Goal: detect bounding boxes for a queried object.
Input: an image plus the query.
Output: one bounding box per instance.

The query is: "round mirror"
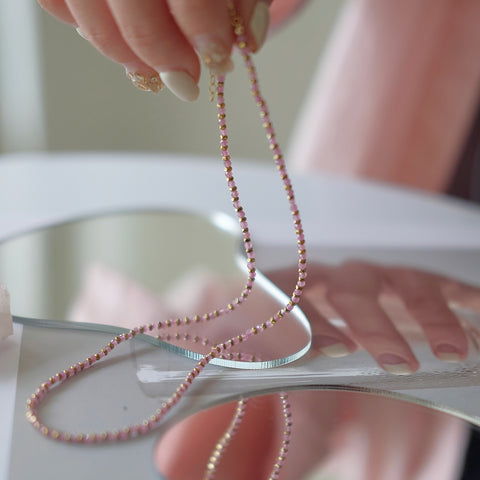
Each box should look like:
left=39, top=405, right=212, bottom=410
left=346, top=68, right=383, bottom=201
left=154, top=388, right=479, bottom=480
left=0, top=210, right=311, bottom=368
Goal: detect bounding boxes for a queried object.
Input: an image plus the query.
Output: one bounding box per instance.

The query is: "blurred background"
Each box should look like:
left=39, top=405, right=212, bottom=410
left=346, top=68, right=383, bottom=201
left=0, top=1, right=344, bottom=160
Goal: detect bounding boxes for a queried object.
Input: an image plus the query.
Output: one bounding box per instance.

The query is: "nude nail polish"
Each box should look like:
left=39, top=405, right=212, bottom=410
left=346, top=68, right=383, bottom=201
left=321, top=343, right=351, bottom=358
left=250, top=1, right=270, bottom=51
left=378, top=353, right=414, bottom=376
left=76, top=27, right=87, bottom=40
left=435, top=344, right=462, bottom=362
left=313, top=335, right=351, bottom=358
left=194, top=37, right=234, bottom=76
left=158, top=71, right=199, bottom=102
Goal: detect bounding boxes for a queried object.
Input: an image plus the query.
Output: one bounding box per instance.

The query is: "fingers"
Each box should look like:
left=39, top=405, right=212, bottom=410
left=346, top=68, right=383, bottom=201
left=66, top=0, right=165, bottom=94
left=266, top=267, right=357, bottom=358
left=39, top=0, right=272, bottom=100
left=38, top=0, right=76, bottom=25
left=386, top=268, right=469, bottom=362
left=325, top=262, right=419, bottom=375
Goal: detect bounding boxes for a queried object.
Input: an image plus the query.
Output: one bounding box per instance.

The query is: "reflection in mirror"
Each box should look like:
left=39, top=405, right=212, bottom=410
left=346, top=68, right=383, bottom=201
left=155, top=389, right=478, bottom=480
left=0, top=211, right=239, bottom=321
left=0, top=211, right=311, bottom=368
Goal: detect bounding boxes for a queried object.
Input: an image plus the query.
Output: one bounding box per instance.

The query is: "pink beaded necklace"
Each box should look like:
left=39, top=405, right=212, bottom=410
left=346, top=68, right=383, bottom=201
left=26, top=10, right=305, bottom=480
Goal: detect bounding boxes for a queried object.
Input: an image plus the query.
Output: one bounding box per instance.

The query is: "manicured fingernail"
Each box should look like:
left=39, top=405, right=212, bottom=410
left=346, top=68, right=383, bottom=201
left=378, top=353, right=414, bottom=376
left=194, top=37, right=234, bottom=75
left=313, top=335, right=351, bottom=358
left=250, top=1, right=270, bottom=52
left=125, top=69, right=164, bottom=93
left=76, top=27, right=87, bottom=40
left=435, top=344, right=463, bottom=362
left=158, top=71, right=199, bottom=102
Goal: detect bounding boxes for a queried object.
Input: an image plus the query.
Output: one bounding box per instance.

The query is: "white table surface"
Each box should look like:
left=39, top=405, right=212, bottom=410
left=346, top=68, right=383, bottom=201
left=1, top=152, right=480, bottom=479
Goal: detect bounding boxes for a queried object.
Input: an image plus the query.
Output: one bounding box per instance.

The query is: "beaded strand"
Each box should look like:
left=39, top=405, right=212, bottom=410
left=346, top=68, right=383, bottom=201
left=203, top=392, right=292, bottom=480
left=204, top=399, right=248, bottom=480
left=25, top=12, right=306, bottom=465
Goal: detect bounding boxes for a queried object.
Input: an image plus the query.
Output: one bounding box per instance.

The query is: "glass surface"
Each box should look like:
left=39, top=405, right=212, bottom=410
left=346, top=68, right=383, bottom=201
left=1, top=211, right=312, bottom=368
left=156, top=389, right=475, bottom=480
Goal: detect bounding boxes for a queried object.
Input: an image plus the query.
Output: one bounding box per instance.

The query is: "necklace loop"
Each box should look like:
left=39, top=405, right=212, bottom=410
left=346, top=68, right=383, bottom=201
left=26, top=10, right=307, bottom=478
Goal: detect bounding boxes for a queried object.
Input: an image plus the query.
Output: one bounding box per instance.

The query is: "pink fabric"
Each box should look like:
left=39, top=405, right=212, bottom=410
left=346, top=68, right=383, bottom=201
left=289, top=0, right=480, bottom=191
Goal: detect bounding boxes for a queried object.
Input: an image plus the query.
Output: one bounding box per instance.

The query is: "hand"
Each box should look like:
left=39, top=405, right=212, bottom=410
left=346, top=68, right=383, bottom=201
left=37, top=0, right=272, bottom=100
left=268, top=260, right=480, bottom=375
left=154, top=390, right=466, bottom=480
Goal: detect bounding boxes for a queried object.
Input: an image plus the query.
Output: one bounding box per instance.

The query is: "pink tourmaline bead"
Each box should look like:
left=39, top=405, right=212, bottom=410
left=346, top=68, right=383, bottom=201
left=147, top=420, right=156, bottom=430
left=139, top=424, right=149, bottom=434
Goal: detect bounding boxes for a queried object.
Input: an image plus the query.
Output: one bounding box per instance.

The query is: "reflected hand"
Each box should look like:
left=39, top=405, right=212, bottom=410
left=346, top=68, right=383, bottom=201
left=154, top=390, right=467, bottom=480
left=268, top=260, right=480, bottom=374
